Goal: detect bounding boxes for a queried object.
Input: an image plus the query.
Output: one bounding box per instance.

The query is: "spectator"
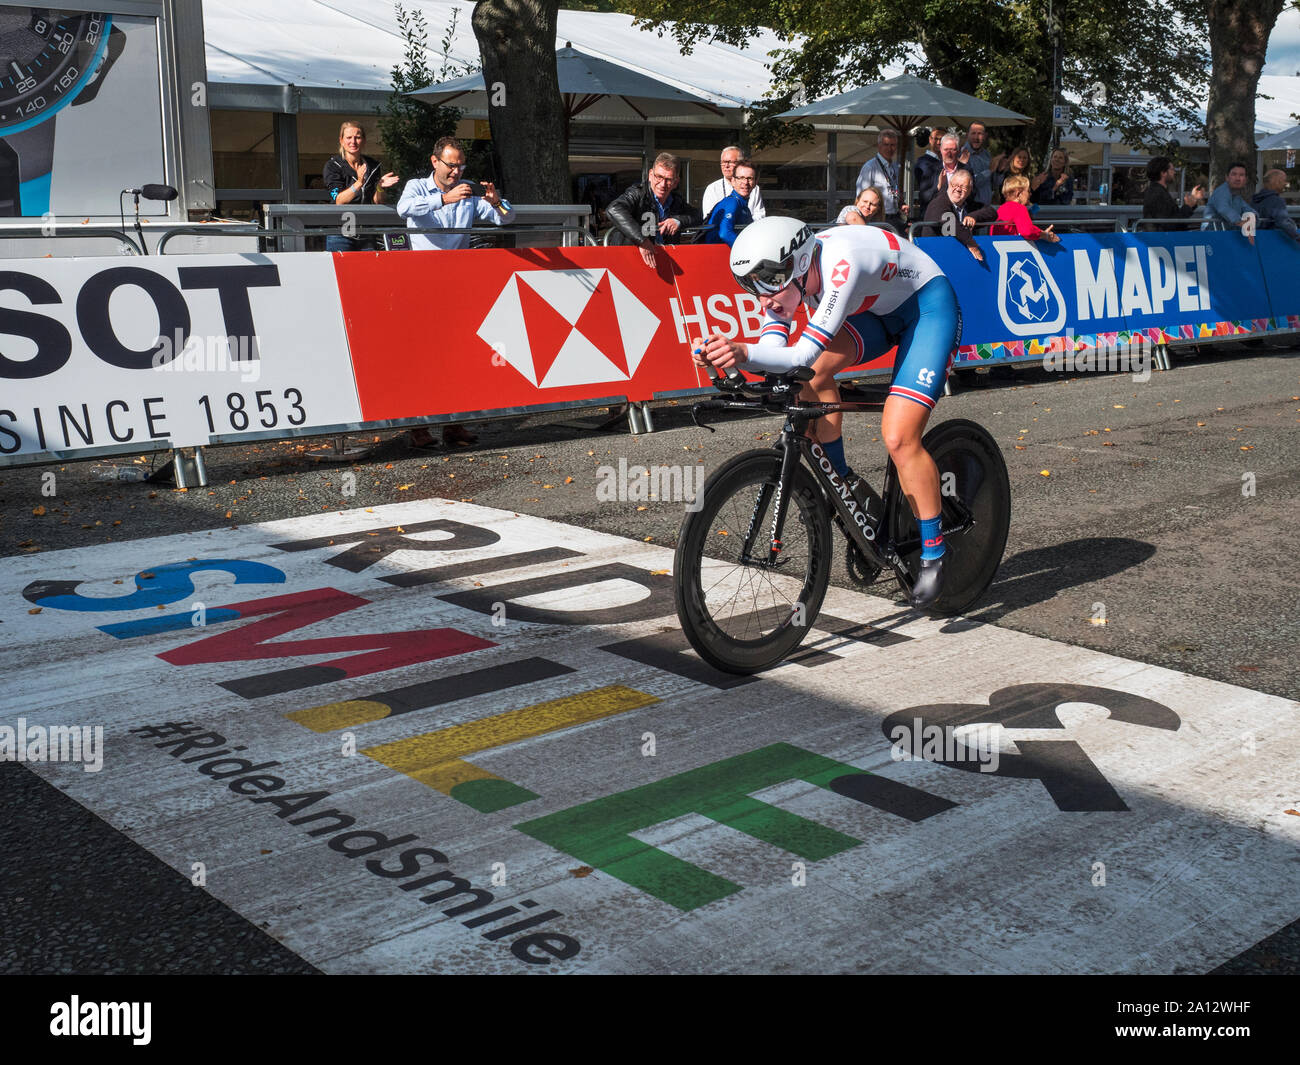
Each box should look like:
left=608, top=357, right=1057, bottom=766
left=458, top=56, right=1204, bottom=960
left=924, top=169, right=997, bottom=262
left=917, top=133, right=972, bottom=215
left=1142, top=156, right=1206, bottom=231
left=960, top=122, right=992, bottom=204
left=991, top=175, right=1060, bottom=241
left=701, top=160, right=755, bottom=245
left=396, top=136, right=514, bottom=252
left=1203, top=162, right=1258, bottom=240
left=322, top=121, right=399, bottom=251
left=606, top=152, right=702, bottom=267
left=701, top=145, right=766, bottom=221
left=1031, top=148, right=1075, bottom=205
left=913, top=128, right=944, bottom=214
left=399, top=137, right=514, bottom=450
left=837, top=187, right=885, bottom=226
left=855, top=129, right=908, bottom=230
left=990, top=146, right=1032, bottom=204
left=1251, top=169, right=1299, bottom=240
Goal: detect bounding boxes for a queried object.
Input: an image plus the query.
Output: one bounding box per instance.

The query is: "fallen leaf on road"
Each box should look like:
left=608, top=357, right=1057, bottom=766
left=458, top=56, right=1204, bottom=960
left=397, top=484, right=414, bottom=490
left=650, top=569, right=669, bottom=576
left=1040, top=470, right=1050, bottom=476
left=27, top=608, right=40, bottom=615
left=1014, top=445, right=1026, bottom=450
left=1113, top=404, right=1125, bottom=409
left=32, top=506, right=45, bottom=516
left=564, top=476, right=574, bottom=484
left=570, top=866, right=594, bottom=878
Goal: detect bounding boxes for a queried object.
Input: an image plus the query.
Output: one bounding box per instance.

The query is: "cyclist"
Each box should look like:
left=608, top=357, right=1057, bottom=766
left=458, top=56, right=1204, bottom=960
left=692, top=216, right=961, bottom=607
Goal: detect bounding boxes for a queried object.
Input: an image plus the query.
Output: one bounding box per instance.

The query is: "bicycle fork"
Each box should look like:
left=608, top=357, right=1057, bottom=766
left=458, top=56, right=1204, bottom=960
left=738, top=435, right=802, bottom=566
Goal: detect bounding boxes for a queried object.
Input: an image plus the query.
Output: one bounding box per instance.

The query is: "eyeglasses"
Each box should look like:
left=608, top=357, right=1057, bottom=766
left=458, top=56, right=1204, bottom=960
left=437, top=158, right=467, bottom=171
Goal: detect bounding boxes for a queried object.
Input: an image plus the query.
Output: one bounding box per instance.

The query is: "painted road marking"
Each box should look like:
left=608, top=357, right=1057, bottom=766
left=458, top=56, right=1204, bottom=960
left=1, top=498, right=1297, bottom=974
left=360, top=684, right=660, bottom=813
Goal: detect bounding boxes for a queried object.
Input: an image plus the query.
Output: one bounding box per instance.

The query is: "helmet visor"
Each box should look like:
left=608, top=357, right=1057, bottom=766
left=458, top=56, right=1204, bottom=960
left=734, top=257, right=797, bottom=296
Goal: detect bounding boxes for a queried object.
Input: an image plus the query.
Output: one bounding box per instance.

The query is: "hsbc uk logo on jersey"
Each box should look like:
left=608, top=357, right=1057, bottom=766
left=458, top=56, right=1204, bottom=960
left=830, top=259, right=851, bottom=287
left=478, top=269, right=660, bottom=388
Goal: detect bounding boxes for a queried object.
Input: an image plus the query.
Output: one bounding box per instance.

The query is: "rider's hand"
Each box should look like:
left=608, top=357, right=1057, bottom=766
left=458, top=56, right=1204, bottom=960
left=691, top=332, right=747, bottom=372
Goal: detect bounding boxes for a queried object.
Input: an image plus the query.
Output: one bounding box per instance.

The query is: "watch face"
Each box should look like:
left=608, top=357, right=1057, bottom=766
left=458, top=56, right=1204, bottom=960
left=0, top=10, right=111, bottom=133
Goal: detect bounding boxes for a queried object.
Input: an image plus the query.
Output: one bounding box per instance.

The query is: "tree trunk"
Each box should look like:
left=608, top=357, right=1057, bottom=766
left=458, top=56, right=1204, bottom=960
left=472, top=0, right=569, bottom=204
left=1205, top=0, right=1284, bottom=188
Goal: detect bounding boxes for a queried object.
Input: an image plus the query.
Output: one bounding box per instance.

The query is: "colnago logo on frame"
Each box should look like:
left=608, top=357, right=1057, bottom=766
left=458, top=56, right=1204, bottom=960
left=478, top=269, right=660, bottom=389
left=995, top=240, right=1068, bottom=335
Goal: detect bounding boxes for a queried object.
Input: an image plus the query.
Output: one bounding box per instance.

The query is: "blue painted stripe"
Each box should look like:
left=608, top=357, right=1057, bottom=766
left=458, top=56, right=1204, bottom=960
left=99, top=607, right=243, bottom=640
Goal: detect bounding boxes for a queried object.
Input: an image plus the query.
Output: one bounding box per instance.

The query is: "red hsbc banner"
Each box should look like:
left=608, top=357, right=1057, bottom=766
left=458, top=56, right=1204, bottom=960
left=333, top=246, right=896, bottom=421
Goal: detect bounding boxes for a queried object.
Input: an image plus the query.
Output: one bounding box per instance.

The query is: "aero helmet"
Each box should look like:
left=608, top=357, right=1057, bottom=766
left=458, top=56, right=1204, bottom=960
left=729, top=216, right=818, bottom=296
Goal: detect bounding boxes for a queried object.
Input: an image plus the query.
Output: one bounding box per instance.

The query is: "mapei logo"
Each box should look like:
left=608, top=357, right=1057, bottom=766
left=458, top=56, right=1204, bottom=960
left=830, top=259, right=850, bottom=287
left=478, top=269, right=659, bottom=388
left=880, top=262, right=898, bottom=282
left=994, top=241, right=1067, bottom=336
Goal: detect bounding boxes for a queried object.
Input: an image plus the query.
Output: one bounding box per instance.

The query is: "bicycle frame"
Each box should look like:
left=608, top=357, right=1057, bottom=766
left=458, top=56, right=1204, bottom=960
left=697, top=379, right=976, bottom=591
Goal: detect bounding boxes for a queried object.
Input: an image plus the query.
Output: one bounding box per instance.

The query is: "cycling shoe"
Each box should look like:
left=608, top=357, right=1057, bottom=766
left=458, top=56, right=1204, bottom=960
left=909, top=552, right=946, bottom=609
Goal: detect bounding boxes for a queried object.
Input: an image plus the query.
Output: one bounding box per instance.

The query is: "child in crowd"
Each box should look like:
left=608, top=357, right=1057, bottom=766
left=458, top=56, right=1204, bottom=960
left=991, top=175, right=1060, bottom=241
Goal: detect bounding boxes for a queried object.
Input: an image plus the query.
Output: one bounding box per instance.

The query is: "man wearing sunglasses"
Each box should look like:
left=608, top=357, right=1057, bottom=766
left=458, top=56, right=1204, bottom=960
left=397, top=137, right=514, bottom=250
left=693, top=216, right=961, bottom=607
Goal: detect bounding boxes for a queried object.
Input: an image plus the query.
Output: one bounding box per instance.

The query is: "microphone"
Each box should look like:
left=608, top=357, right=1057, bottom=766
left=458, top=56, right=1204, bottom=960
left=143, top=184, right=178, bottom=201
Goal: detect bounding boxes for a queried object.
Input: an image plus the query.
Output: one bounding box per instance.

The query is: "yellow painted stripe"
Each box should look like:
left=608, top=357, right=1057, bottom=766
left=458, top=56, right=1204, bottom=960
left=287, top=699, right=391, bottom=733
left=362, top=684, right=659, bottom=795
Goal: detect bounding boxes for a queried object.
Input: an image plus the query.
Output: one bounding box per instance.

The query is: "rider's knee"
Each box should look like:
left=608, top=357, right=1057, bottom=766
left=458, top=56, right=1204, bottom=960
left=882, top=426, right=921, bottom=458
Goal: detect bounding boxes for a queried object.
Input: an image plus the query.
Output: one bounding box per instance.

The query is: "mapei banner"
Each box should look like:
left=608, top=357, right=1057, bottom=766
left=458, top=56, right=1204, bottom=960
left=918, top=230, right=1298, bottom=365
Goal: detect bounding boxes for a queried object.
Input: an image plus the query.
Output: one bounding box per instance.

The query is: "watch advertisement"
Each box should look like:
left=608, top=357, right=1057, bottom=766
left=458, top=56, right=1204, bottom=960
left=0, top=7, right=165, bottom=218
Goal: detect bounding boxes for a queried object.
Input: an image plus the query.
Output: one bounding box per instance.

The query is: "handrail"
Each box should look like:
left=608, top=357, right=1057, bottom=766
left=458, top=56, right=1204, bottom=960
left=158, top=221, right=598, bottom=252
left=0, top=226, right=143, bottom=254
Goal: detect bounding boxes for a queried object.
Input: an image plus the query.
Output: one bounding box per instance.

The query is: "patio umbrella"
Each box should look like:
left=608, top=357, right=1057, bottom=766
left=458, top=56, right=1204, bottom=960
left=1258, top=124, right=1300, bottom=151
left=410, top=44, right=738, bottom=125
left=779, top=73, right=1031, bottom=206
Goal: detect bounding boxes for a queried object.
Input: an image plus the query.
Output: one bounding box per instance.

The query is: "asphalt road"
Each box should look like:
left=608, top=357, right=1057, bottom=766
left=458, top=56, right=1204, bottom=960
left=1, top=342, right=1297, bottom=974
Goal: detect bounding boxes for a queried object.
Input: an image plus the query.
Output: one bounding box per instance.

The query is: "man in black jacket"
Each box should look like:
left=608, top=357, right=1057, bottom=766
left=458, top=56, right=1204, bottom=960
left=1142, top=156, right=1206, bottom=231
left=606, top=153, right=702, bottom=267
left=922, top=170, right=997, bottom=261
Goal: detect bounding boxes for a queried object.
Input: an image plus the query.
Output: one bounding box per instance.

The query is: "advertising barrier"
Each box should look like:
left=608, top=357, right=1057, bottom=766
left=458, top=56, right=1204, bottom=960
left=1, top=228, right=1296, bottom=468
left=922, top=230, right=1297, bottom=366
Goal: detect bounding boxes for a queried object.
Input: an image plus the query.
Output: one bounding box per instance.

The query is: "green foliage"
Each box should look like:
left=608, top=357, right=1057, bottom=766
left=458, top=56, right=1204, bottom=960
left=616, top=0, right=1210, bottom=157
left=377, top=4, right=478, bottom=188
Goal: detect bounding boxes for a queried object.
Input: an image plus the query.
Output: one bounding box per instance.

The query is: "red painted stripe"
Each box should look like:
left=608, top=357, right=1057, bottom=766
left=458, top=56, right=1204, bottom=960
left=882, top=229, right=900, bottom=251
left=853, top=294, right=880, bottom=314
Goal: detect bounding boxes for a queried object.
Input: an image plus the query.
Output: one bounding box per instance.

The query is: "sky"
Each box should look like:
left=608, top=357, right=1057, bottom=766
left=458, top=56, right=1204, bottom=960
left=1265, top=4, right=1300, bottom=76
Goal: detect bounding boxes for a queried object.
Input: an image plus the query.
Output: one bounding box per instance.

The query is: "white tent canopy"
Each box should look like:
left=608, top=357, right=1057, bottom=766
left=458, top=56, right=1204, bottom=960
left=203, top=0, right=787, bottom=116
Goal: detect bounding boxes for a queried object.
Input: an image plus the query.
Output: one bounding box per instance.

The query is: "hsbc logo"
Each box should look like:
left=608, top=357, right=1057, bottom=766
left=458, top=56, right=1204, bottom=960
left=830, top=259, right=850, bottom=288
left=478, top=269, right=659, bottom=388
left=880, top=262, right=898, bottom=282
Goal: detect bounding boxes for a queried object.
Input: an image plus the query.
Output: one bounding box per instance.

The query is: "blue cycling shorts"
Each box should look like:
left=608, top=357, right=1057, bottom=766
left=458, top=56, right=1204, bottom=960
left=840, top=276, right=962, bottom=410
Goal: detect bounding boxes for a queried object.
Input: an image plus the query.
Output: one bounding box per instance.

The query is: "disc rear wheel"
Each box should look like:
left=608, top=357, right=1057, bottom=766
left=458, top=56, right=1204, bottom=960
left=887, top=419, right=1011, bottom=616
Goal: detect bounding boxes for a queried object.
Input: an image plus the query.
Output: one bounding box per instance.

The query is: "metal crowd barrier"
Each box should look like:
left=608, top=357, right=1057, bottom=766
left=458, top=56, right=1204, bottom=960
left=0, top=226, right=144, bottom=255
left=265, top=203, right=595, bottom=251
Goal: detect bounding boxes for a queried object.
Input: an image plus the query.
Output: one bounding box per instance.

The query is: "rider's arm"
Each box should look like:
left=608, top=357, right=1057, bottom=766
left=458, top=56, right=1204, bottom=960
left=743, top=262, right=864, bottom=372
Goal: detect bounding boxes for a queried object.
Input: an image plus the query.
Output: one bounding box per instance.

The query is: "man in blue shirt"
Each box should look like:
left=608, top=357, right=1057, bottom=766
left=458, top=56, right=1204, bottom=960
left=1202, top=162, right=1257, bottom=238
left=397, top=137, right=514, bottom=250
left=702, top=160, right=756, bottom=245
